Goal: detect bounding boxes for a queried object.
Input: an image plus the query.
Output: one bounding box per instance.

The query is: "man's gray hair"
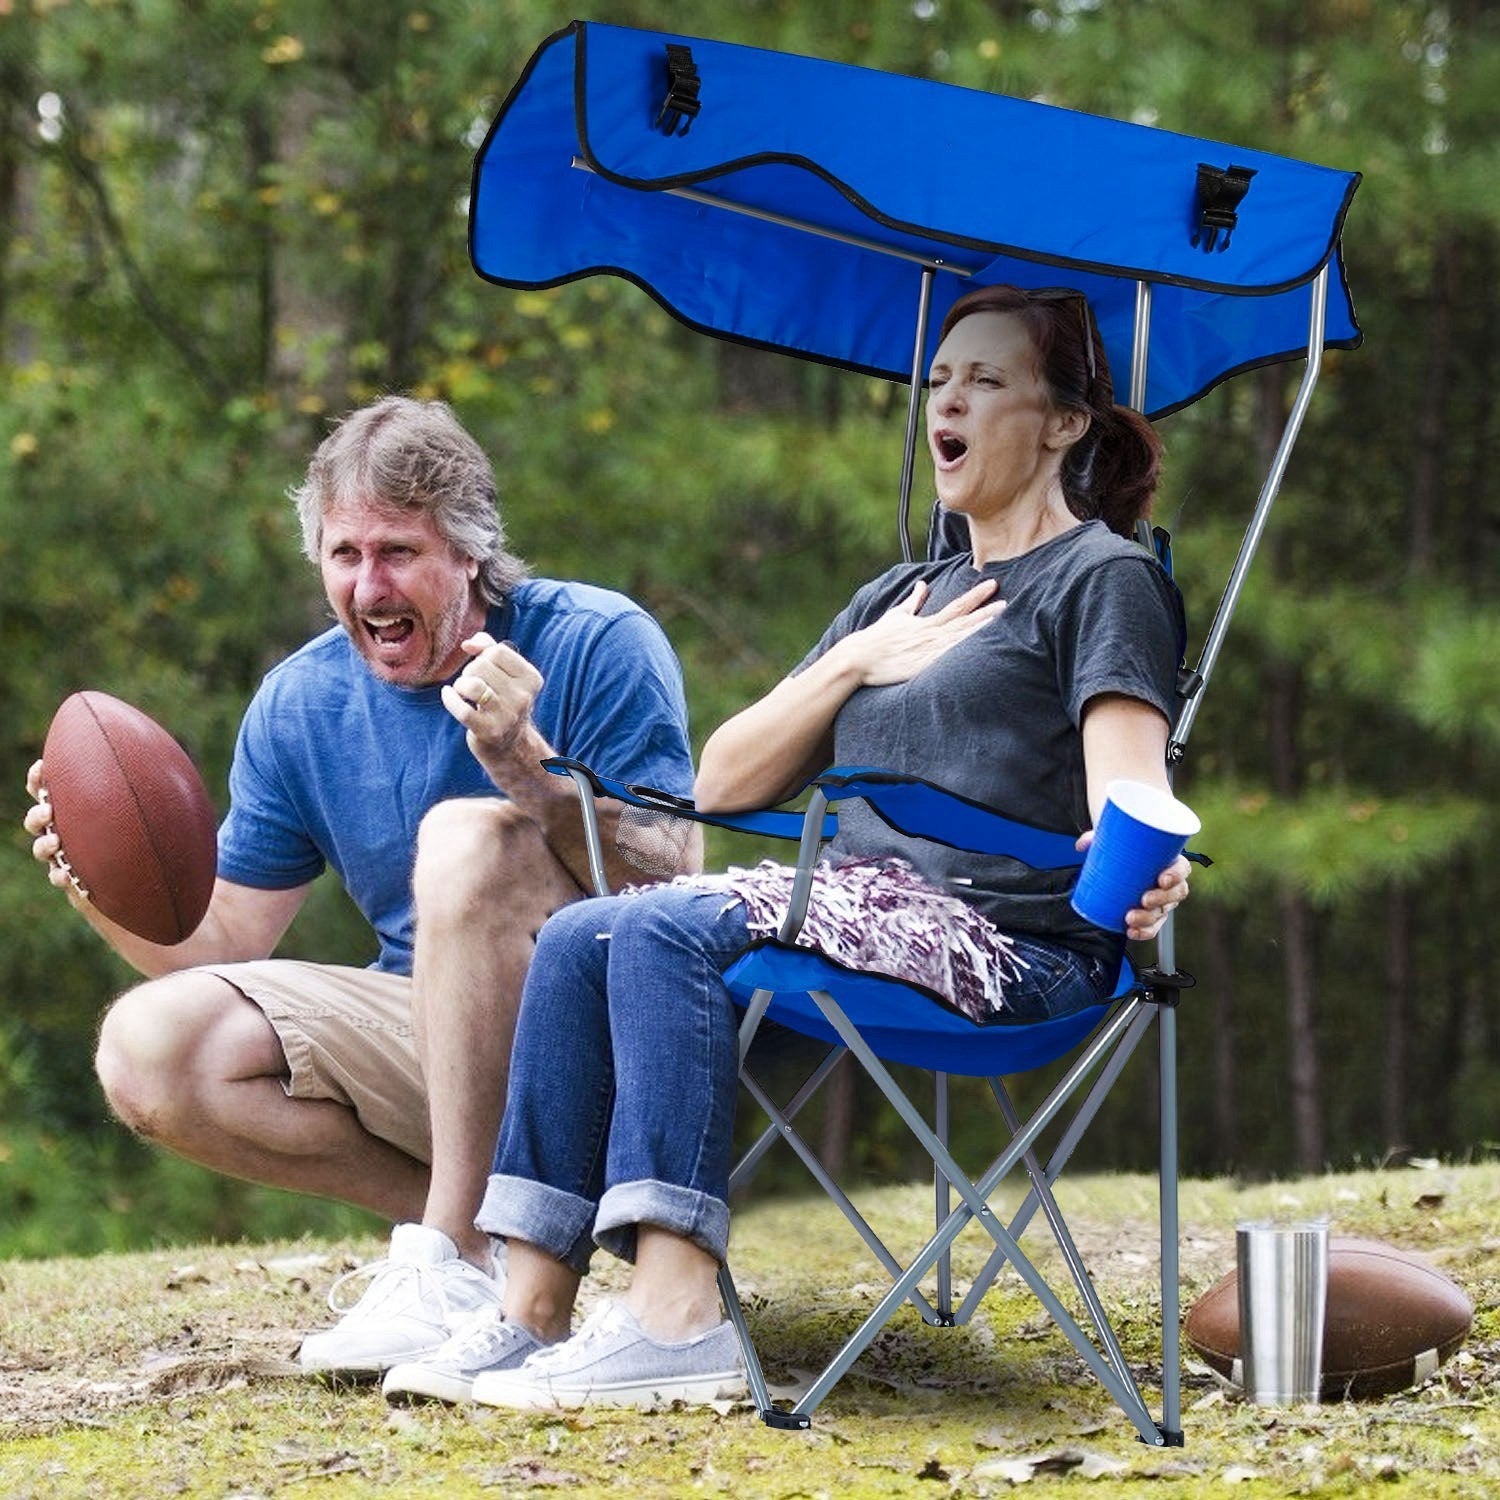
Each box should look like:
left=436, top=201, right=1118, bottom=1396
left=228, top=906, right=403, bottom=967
left=291, top=396, right=528, bottom=604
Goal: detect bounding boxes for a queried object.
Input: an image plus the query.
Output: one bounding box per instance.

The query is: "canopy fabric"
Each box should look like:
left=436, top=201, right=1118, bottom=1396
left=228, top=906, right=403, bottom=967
left=470, top=20, right=1361, bottom=418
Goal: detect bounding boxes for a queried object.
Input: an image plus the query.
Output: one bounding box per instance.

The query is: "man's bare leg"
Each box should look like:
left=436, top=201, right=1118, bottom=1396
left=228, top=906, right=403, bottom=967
left=95, top=973, right=429, bottom=1218
left=408, top=798, right=580, bottom=1270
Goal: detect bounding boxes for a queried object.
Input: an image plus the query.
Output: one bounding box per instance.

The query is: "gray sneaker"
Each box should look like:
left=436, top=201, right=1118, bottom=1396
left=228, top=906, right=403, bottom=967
left=297, top=1224, right=504, bottom=1376
left=382, top=1313, right=544, bottom=1405
left=470, top=1301, right=746, bottom=1411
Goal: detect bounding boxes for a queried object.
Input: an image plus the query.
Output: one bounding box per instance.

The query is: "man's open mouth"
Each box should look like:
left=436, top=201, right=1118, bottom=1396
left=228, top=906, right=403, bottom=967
left=362, top=614, right=415, bottom=647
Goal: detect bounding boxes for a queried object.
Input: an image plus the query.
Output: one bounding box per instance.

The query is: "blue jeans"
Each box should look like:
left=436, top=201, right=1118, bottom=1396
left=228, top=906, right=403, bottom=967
left=479, top=887, right=750, bottom=1272
left=477, top=884, right=1113, bottom=1273
left=1001, top=933, right=1118, bottom=1023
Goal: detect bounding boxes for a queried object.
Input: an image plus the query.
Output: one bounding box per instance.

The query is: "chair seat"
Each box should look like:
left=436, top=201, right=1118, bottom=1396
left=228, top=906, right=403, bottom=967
left=724, top=939, right=1135, bottom=1075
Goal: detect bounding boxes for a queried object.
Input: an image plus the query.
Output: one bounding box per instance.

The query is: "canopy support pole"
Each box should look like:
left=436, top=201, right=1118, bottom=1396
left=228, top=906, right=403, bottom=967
left=570, top=157, right=981, bottom=276
left=1170, top=265, right=1329, bottom=757
left=1129, top=280, right=1154, bottom=553
left=898, top=266, right=936, bottom=562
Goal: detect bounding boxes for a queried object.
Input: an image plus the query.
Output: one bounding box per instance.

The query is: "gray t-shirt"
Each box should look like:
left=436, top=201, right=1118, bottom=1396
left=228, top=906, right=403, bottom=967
left=798, top=520, right=1183, bottom=963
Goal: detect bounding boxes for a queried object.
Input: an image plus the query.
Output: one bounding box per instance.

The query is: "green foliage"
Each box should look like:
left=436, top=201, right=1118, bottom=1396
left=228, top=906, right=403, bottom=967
left=0, top=1120, right=379, bottom=1259
left=1, top=0, right=1498, bottom=1246
left=1187, top=783, right=1488, bottom=904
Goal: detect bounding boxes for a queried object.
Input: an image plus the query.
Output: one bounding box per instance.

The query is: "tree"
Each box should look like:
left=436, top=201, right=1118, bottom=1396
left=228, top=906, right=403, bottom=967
left=2, top=0, right=1499, bottom=1252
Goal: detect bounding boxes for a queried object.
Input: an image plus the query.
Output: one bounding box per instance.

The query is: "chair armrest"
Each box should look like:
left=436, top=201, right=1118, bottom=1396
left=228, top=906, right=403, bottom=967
left=542, top=757, right=838, bottom=842
left=810, top=766, right=1086, bottom=870
left=811, top=767, right=1209, bottom=870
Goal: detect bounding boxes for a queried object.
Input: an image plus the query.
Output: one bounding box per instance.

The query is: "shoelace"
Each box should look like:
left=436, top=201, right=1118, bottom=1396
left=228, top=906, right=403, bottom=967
left=522, top=1303, right=633, bottom=1372
left=445, top=1315, right=529, bottom=1366
left=326, top=1257, right=452, bottom=1318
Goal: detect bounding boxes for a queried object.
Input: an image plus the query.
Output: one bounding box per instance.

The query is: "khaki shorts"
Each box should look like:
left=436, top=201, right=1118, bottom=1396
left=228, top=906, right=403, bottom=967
left=199, top=960, right=431, bottom=1164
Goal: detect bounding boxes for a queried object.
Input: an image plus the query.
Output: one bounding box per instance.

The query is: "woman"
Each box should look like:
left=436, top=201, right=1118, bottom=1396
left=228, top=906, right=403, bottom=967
left=380, top=285, right=1193, bottom=1411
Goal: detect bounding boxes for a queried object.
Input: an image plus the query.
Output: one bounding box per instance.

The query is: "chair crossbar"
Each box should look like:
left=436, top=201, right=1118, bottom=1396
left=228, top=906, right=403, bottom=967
left=814, top=1172, right=1160, bottom=1440
left=988, top=1077, right=1139, bottom=1395
left=956, top=1006, right=1155, bottom=1322
left=770, top=988, right=1163, bottom=1442
left=736, top=1064, right=943, bottom=1325
left=732, top=984, right=1164, bottom=1440
left=729, top=1045, right=847, bottom=1192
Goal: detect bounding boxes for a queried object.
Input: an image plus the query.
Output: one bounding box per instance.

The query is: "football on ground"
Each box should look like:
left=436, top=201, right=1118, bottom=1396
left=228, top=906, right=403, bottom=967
left=1184, top=1235, right=1473, bottom=1400
left=42, top=691, right=217, bottom=946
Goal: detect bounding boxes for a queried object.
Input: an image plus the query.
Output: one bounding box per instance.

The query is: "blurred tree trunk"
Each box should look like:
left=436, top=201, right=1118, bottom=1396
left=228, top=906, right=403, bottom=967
left=1260, top=360, right=1325, bottom=1174
left=716, top=341, right=802, bottom=414
left=1380, top=234, right=1459, bottom=1154
left=268, top=85, right=348, bottom=406
left=1383, top=884, right=1411, bottom=1151
left=818, top=1055, right=856, bottom=1176
left=0, top=14, right=36, bottom=358
left=243, top=102, right=277, bottom=390
left=1201, top=904, right=1239, bottom=1166
left=1408, top=238, right=1458, bottom=576
left=1275, top=843, right=1325, bottom=1171
left=1462, top=233, right=1499, bottom=593
left=0, top=91, right=18, bottom=347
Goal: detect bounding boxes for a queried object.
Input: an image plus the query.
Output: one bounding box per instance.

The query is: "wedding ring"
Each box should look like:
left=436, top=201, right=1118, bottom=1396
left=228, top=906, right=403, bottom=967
left=473, top=682, right=496, bottom=708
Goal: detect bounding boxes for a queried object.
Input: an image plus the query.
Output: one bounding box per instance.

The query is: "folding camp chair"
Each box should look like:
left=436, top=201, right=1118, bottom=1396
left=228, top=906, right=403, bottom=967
left=470, top=21, right=1362, bottom=1443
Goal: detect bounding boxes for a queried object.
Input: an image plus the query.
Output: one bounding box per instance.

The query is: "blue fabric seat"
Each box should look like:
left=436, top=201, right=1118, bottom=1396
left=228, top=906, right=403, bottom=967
left=722, top=940, right=1126, bottom=1075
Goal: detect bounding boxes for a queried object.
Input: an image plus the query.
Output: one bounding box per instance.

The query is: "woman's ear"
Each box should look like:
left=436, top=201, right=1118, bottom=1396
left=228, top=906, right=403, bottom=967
left=1045, top=406, right=1091, bottom=451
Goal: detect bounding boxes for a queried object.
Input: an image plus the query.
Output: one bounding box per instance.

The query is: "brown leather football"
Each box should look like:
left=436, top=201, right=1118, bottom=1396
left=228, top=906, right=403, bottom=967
left=42, top=691, right=217, bottom=945
left=1184, top=1235, right=1473, bottom=1400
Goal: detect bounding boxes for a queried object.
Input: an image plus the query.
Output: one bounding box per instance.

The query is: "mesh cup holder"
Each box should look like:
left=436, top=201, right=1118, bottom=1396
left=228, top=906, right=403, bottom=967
left=616, top=802, right=694, bottom=879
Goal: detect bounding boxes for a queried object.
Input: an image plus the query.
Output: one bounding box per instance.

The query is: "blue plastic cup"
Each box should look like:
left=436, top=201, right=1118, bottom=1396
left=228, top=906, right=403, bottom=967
left=1070, top=779, right=1200, bottom=933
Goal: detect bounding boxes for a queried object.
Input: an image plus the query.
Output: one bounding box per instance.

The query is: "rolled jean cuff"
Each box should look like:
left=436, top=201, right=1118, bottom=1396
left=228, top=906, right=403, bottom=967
left=594, top=1179, right=730, bottom=1266
left=476, top=1173, right=596, bottom=1276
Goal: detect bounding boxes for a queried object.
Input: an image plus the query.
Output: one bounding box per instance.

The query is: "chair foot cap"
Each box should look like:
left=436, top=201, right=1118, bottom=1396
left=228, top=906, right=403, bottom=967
left=1141, top=1425, right=1184, bottom=1448
left=761, top=1408, right=812, bottom=1430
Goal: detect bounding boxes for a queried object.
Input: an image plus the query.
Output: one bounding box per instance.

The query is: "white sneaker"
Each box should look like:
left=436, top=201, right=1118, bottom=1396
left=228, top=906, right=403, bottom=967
left=471, top=1301, right=745, bottom=1411
left=298, top=1224, right=504, bottom=1376
left=383, top=1313, right=544, bottom=1405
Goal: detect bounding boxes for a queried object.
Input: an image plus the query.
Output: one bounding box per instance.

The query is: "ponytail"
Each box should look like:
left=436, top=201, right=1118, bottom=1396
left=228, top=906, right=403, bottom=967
left=1062, top=403, right=1162, bottom=537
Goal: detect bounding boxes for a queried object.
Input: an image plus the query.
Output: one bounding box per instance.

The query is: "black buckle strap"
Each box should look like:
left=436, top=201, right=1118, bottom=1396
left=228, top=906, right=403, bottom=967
left=1137, top=967, right=1197, bottom=1007
left=655, top=43, right=701, bottom=137
left=1191, top=163, right=1256, bottom=253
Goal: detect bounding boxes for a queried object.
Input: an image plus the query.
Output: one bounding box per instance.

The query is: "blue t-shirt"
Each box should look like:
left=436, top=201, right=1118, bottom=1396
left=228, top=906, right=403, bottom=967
left=218, top=578, right=693, bottom=973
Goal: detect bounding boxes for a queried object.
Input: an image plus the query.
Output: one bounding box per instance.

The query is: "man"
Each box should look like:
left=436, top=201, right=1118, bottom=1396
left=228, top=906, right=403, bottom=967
left=23, top=396, right=698, bottom=1375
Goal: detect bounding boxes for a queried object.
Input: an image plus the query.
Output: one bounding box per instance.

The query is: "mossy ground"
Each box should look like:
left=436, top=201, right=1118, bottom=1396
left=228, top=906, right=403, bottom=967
left=1, top=1163, right=1495, bottom=1498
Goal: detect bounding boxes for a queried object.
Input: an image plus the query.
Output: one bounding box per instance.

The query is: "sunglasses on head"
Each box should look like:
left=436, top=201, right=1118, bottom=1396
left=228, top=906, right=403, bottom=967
left=1022, top=286, right=1098, bottom=385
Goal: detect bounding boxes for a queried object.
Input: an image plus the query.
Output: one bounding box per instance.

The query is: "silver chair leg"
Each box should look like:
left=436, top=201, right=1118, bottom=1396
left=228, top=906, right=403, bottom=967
left=935, top=1071, right=953, bottom=1322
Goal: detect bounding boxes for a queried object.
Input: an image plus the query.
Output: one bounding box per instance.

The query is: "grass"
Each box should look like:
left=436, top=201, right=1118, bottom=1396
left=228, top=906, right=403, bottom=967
left=0, top=1163, right=1495, bottom=1498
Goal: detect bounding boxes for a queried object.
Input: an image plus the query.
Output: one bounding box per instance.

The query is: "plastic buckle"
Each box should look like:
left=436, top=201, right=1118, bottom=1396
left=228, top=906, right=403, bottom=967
left=1174, top=666, right=1204, bottom=706
left=1138, top=967, right=1196, bottom=1008
left=1191, top=163, right=1256, bottom=252
left=655, top=43, right=702, bottom=137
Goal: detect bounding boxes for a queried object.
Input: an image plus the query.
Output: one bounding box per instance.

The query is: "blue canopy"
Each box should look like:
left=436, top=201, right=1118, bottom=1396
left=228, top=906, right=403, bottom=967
left=470, top=21, right=1361, bottom=419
